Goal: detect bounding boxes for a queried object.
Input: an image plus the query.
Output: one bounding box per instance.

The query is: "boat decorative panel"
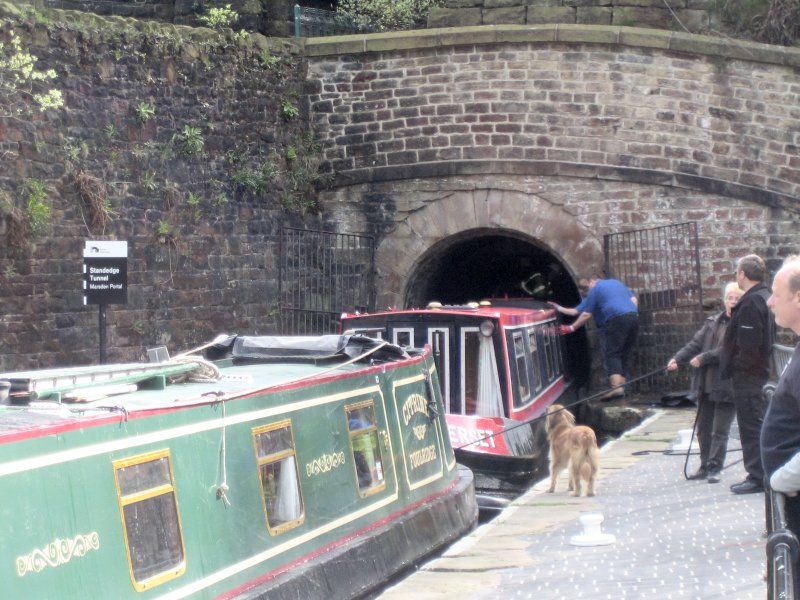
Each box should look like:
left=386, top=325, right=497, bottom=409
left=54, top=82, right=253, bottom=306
left=305, top=451, right=346, bottom=477
left=16, top=532, right=100, bottom=577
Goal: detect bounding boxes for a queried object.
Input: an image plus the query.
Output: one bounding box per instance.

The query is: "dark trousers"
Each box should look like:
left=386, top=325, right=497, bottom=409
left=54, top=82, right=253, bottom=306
left=732, top=378, right=768, bottom=483
left=601, top=312, right=639, bottom=377
left=695, top=394, right=736, bottom=474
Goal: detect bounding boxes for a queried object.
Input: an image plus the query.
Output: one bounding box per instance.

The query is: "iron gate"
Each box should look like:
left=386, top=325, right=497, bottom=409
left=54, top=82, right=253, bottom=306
left=279, top=227, right=375, bottom=335
left=604, top=222, right=703, bottom=393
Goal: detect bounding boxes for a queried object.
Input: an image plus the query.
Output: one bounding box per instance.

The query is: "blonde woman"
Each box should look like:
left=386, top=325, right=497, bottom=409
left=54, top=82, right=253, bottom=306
left=667, top=282, right=743, bottom=483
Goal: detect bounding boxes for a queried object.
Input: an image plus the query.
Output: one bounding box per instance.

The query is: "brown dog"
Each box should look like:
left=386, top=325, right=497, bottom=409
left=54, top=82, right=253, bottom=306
left=545, top=404, right=599, bottom=497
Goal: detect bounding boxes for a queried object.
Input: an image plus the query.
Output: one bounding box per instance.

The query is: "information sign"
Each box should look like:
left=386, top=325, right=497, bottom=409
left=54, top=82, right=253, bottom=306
left=83, top=240, right=128, bottom=305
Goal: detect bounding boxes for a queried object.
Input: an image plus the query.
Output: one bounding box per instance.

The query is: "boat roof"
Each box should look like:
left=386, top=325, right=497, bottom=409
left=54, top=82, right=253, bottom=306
left=342, top=302, right=556, bottom=326
left=0, top=334, right=418, bottom=443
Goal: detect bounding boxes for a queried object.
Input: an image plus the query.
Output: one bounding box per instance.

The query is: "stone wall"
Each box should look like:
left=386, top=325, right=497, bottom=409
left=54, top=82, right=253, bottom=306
left=0, top=3, right=318, bottom=370
left=429, top=0, right=714, bottom=32
left=38, top=0, right=296, bottom=36
left=306, top=26, right=800, bottom=305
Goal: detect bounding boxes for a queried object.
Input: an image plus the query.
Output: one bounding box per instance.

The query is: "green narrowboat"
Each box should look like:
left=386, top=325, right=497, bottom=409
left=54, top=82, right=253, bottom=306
left=0, top=334, right=477, bottom=599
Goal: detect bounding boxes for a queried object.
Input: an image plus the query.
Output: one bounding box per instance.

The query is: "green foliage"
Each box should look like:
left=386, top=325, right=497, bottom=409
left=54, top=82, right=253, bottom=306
left=135, top=101, right=155, bottom=124
left=709, top=0, right=798, bottom=44
left=3, top=264, right=17, bottom=279
left=17, top=178, right=51, bottom=236
left=260, top=50, right=282, bottom=69
left=173, top=125, right=204, bottom=156
left=281, top=101, right=300, bottom=120
left=232, top=161, right=279, bottom=193
left=186, top=192, right=202, bottom=219
left=0, top=30, right=64, bottom=117
left=198, top=4, right=239, bottom=29
left=104, top=124, right=117, bottom=139
left=337, top=0, right=444, bottom=31
left=277, top=134, right=332, bottom=214
left=131, top=320, right=146, bottom=335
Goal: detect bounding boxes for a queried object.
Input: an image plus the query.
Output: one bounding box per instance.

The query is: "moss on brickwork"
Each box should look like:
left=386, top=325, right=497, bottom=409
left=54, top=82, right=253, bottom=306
left=0, top=2, right=326, bottom=370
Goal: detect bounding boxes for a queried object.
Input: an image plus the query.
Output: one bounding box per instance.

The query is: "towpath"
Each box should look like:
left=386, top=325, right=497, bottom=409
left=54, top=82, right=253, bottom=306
left=380, top=407, right=766, bottom=599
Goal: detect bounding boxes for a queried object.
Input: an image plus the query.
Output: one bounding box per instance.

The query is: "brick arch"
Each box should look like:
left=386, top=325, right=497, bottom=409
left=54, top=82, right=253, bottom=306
left=372, top=186, right=602, bottom=309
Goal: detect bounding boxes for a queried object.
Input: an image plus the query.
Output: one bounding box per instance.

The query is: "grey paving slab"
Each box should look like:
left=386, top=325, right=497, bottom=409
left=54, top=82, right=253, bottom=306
left=380, top=408, right=766, bottom=599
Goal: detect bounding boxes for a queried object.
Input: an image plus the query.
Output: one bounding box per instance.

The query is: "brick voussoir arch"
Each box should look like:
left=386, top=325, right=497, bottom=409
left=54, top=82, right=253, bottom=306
left=334, top=161, right=800, bottom=215
left=372, top=185, right=603, bottom=309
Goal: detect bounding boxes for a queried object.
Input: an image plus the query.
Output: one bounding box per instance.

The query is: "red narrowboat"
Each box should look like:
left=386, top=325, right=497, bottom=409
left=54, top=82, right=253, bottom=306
left=341, top=301, right=575, bottom=495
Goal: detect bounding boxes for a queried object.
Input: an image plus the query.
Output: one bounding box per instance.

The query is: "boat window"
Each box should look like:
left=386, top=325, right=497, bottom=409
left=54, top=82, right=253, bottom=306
left=428, top=328, right=451, bottom=412
left=528, top=329, right=542, bottom=393
left=393, top=328, right=414, bottom=348
left=113, top=450, right=186, bottom=592
left=252, top=420, right=305, bottom=535
left=542, top=327, right=554, bottom=381
left=551, top=324, right=562, bottom=375
left=513, top=331, right=531, bottom=403
left=346, top=401, right=386, bottom=496
left=463, top=328, right=504, bottom=417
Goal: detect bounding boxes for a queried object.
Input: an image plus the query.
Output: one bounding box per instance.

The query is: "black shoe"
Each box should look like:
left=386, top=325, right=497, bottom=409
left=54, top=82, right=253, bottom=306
left=687, top=469, right=708, bottom=480
left=707, top=472, right=721, bottom=484
left=730, top=480, right=763, bottom=494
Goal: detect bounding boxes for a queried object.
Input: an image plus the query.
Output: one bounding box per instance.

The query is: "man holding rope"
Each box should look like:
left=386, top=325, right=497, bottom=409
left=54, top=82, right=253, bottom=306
left=720, top=254, right=776, bottom=495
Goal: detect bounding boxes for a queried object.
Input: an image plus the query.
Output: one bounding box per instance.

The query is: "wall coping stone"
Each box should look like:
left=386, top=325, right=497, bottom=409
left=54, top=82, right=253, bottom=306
left=303, top=23, right=800, bottom=68
left=331, top=160, right=800, bottom=215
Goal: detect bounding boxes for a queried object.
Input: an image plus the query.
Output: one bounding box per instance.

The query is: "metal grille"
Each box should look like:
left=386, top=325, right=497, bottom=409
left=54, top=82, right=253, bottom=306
left=279, top=227, right=375, bottom=335
left=293, top=5, right=373, bottom=37
left=604, top=222, right=703, bottom=392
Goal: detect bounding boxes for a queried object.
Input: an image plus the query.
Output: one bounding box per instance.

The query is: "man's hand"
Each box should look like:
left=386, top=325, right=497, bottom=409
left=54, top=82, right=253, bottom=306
left=548, top=301, right=564, bottom=313
left=690, top=356, right=701, bottom=368
left=558, top=324, right=574, bottom=335
left=666, top=358, right=678, bottom=372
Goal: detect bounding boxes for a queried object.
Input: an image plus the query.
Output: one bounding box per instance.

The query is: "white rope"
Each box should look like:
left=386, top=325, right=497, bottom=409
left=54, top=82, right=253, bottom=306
left=216, top=400, right=231, bottom=507
left=167, top=356, right=222, bottom=383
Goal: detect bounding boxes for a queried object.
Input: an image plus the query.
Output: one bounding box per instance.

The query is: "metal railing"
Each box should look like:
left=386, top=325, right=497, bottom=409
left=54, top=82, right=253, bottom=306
left=767, top=486, right=799, bottom=599
left=293, top=4, right=373, bottom=38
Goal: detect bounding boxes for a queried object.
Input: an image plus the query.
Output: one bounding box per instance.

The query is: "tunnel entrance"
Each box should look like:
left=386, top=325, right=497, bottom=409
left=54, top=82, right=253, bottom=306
left=404, top=228, right=591, bottom=388
left=404, top=229, right=580, bottom=308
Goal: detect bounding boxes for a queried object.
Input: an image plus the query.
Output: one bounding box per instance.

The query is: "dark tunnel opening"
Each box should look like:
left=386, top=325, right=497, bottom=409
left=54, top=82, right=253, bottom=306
left=404, top=230, right=592, bottom=389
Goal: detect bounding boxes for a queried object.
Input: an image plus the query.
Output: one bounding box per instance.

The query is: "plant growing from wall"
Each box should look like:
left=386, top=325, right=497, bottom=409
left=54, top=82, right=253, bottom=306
left=280, top=101, right=300, bottom=120
left=337, top=0, right=444, bottom=32
left=173, top=125, right=204, bottom=156
left=277, top=134, right=333, bottom=214
left=18, top=178, right=51, bottom=236
left=135, top=101, right=155, bottom=124
left=0, top=30, right=63, bottom=118
left=74, top=171, right=114, bottom=233
left=198, top=4, right=239, bottom=29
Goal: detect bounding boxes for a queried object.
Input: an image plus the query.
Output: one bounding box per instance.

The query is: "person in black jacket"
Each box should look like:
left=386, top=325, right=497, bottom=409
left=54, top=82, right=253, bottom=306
left=762, top=256, right=800, bottom=572
left=667, top=282, right=742, bottom=483
left=720, top=254, right=776, bottom=495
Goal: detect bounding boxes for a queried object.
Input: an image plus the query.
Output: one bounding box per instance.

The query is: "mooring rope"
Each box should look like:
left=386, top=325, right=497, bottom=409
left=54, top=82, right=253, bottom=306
left=453, top=365, right=670, bottom=451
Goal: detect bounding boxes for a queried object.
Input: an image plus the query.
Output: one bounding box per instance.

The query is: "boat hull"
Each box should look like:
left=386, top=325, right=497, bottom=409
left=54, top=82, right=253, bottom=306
left=447, top=414, right=548, bottom=494
left=230, top=466, right=476, bottom=600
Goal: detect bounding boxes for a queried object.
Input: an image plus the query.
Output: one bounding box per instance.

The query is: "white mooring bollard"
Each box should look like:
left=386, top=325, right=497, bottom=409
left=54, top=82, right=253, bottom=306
left=569, top=513, right=616, bottom=547
left=668, top=428, right=700, bottom=454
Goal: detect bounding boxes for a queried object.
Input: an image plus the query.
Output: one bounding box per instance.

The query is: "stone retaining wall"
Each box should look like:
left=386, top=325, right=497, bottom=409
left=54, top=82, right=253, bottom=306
left=429, top=0, right=714, bottom=32
left=0, top=3, right=316, bottom=371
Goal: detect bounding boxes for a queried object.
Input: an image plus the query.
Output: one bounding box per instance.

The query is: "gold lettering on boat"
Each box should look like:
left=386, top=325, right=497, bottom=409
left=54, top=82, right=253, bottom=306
left=305, top=451, right=346, bottom=477
left=412, top=424, right=428, bottom=440
left=408, top=444, right=437, bottom=469
left=402, top=393, right=429, bottom=426
left=16, top=532, right=100, bottom=577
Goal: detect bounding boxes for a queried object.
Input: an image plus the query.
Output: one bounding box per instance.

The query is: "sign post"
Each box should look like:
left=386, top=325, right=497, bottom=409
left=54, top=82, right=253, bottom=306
left=83, top=241, right=128, bottom=364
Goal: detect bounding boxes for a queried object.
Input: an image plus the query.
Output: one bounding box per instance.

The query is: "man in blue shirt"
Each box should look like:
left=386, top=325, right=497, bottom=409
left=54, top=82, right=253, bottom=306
left=550, top=275, right=639, bottom=399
